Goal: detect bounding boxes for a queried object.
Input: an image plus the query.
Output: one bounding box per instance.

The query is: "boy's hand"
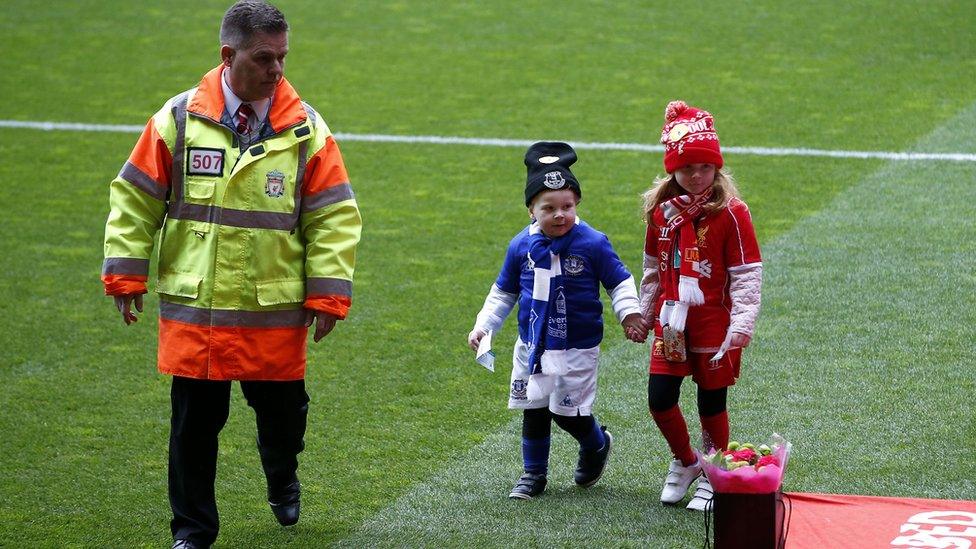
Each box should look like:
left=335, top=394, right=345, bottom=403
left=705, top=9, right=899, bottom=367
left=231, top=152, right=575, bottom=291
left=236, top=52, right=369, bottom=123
left=622, top=313, right=649, bottom=343
left=468, top=328, right=487, bottom=351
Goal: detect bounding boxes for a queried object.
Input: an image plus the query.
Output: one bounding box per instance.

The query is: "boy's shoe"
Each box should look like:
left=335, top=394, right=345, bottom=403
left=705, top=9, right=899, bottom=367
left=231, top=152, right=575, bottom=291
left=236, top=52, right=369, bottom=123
left=509, top=472, right=547, bottom=499
left=574, top=427, right=613, bottom=487
left=660, top=458, right=702, bottom=504
left=686, top=475, right=713, bottom=511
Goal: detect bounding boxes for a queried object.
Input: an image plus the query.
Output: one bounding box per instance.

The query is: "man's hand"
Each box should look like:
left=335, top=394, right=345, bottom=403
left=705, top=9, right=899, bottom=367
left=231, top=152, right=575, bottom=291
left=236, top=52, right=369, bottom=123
left=305, top=309, right=338, bottom=342
left=622, top=313, right=650, bottom=343
left=113, top=293, right=143, bottom=325
left=467, top=328, right=487, bottom=352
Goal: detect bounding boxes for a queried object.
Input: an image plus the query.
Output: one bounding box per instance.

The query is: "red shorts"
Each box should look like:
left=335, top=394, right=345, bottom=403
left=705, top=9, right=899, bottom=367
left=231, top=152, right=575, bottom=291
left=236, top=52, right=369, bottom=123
left=649, top=337, right=741, bottom=390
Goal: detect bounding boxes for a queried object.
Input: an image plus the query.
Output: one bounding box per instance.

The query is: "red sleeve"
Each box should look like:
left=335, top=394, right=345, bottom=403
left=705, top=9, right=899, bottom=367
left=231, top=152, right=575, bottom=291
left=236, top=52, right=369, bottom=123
left=645, top=209, right=665, bottom=256
left=644, top=223, right=655, bottom=256
left=723, top=199, right=762, bottom=268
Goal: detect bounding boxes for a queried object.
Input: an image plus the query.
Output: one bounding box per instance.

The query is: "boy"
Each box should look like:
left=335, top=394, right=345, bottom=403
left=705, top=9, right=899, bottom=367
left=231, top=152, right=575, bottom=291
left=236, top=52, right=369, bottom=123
left=468, top=141, right=649, bottom=499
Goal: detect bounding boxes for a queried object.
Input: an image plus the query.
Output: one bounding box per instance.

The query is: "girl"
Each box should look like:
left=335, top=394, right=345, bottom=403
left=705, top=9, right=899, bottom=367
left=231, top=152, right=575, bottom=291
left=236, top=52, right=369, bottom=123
left=639, top=100, right=762, bottom=511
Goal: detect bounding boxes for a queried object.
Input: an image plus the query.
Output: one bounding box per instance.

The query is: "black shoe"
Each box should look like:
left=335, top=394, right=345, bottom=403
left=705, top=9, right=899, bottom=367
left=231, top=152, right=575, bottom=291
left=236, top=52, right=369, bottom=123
left=268, top=480, right=301, bottom=526
left=574, top=427, right=613, bottom=487
left=172, top=540, right=201, bottom=549
left=508, top=472, right=547, bottom=500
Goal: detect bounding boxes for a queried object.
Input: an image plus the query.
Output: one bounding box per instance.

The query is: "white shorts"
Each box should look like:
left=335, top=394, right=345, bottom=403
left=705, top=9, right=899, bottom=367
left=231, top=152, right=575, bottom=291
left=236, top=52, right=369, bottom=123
left=508, top=337, right=601, bottom=416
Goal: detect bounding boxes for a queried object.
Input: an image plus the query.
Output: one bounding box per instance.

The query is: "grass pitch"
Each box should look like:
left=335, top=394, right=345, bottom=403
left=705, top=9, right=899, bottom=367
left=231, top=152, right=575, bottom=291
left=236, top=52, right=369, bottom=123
left=0, top=1, right=974, bottom=547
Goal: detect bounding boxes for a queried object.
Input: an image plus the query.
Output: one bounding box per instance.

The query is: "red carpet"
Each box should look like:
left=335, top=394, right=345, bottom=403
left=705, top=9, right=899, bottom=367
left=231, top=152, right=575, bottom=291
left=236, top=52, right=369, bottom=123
left=784, top=492, right=976, bottom=548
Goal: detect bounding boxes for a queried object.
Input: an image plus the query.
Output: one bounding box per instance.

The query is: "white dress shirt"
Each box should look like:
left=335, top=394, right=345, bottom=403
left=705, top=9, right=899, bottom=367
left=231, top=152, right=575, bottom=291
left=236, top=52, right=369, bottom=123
left=221, top=68, right=271, bottom=133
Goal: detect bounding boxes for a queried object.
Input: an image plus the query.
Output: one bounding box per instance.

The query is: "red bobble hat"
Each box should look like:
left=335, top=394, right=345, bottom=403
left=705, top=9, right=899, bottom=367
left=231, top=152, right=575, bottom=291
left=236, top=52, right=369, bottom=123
left=660, top=100, right=723, bottom=173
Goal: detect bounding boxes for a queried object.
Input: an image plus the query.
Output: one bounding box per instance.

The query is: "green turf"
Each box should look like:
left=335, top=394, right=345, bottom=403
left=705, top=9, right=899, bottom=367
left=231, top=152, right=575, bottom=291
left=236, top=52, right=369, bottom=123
left=0, top=1, right=974, bottom=547
left=335, top=98, right=976, bottom=549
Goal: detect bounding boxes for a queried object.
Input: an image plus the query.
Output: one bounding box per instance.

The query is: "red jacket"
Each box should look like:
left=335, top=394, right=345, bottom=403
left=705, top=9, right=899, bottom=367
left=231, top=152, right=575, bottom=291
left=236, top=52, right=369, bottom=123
left=641, top=197, right=762, bottom=352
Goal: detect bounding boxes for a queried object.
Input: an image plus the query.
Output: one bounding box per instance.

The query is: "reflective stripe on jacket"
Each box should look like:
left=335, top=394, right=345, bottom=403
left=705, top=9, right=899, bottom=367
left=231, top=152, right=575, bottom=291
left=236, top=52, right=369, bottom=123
left=102, top=65, right=362, bottom=380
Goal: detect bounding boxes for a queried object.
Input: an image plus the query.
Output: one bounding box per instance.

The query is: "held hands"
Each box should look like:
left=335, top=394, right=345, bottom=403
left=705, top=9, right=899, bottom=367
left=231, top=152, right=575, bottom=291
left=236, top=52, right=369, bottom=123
left=304, top=309, right=338, bottom=342
left=113, top=293, right=144, bottom=325
left=467, top=328, right=486, bottom=352
left=621, top=313, right=650, bottom=343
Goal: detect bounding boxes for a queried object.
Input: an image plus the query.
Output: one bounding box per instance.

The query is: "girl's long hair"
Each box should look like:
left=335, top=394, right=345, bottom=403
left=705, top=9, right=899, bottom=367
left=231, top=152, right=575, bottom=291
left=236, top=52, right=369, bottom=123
left=641, top=169, right=740, bottom=224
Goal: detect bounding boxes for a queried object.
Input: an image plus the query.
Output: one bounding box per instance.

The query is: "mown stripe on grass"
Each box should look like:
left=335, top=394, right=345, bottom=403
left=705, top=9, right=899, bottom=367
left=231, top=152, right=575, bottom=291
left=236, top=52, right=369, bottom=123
left=335, top=102, right=976, bottom=548
left=2, top=119, right=975, bottom=163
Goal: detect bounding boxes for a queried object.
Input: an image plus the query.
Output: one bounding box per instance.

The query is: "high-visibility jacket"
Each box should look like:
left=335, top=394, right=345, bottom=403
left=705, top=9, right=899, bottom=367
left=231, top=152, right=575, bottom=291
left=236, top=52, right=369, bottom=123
left=102, top=65, right=362, bottom=381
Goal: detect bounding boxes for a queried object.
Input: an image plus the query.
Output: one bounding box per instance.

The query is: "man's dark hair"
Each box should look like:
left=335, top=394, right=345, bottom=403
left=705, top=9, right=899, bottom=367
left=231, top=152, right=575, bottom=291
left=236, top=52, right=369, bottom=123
left=220, top=1, right=288, bottom=49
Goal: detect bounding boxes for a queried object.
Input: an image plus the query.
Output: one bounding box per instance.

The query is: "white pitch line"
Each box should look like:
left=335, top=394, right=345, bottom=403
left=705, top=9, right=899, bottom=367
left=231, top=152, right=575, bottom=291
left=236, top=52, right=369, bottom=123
left=2, top=119, right=975, bottom=162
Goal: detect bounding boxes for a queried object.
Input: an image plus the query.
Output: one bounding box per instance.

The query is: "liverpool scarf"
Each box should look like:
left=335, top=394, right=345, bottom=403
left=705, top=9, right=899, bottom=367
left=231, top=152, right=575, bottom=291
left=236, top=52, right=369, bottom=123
left=657, top=191, right=710, bottom=331
left=525, top=220, right=578, bottom=401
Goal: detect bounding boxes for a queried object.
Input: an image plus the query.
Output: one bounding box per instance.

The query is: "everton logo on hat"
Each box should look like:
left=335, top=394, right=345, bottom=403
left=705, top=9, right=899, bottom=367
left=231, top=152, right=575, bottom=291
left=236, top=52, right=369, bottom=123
left=524, top=141, right=582, bottom=206
left=543, top=171, right=566, bottom=189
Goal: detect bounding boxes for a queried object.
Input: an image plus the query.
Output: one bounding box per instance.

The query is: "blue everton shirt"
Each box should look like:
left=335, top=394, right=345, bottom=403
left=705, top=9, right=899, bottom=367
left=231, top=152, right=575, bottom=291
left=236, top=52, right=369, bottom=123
left=495, top=221, right=633, bottom=350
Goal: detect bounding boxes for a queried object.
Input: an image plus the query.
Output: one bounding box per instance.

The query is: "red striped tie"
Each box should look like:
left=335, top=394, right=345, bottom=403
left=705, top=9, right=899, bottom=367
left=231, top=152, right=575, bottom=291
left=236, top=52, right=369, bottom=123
left=236, top=103, right=255, bottom=135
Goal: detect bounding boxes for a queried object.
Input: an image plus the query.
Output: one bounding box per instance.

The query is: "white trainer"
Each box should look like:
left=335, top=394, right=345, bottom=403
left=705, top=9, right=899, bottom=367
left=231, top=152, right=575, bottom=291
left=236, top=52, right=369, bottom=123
left=660, top=458, right=702, bottom=504
left=686, top=475, right=713, bottom=511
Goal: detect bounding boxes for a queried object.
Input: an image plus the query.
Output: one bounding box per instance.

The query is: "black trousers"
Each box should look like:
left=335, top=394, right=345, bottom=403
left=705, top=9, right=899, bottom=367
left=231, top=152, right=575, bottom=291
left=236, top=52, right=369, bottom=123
left=168, top=375, right=309, bottom=546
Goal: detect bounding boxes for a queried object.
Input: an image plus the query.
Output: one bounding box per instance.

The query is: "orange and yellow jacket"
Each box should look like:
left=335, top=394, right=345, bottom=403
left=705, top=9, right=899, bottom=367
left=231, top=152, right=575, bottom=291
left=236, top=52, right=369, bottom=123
left=101, top=66, right=361, bottom=381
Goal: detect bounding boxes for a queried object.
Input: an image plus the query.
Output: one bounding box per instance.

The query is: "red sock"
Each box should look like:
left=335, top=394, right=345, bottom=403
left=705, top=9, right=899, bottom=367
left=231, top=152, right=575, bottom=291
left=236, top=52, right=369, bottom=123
left=651, top=405, right=696, bottom=466
left=700, top=410, right=729, bottom=451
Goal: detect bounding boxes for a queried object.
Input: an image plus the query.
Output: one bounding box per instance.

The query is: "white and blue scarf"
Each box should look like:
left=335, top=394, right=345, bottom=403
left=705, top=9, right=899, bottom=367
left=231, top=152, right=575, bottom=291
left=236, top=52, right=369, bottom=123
left=525, top=220, right=579, bottom=401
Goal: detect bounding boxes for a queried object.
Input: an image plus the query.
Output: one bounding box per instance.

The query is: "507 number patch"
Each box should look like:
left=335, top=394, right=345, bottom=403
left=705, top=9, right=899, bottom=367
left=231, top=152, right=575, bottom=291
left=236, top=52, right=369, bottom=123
left=186, top=148, right=225, bottom=176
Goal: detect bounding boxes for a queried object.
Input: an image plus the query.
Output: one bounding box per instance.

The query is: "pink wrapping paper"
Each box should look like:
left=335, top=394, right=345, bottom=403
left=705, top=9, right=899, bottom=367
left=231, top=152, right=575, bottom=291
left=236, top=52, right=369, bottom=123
left=698, top=434, right=792, bottom=494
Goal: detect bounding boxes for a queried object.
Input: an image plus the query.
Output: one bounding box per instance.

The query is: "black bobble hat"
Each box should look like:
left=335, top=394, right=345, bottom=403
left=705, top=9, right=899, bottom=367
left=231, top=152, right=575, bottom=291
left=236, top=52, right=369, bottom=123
left=524, top=141, right=581, bottom=207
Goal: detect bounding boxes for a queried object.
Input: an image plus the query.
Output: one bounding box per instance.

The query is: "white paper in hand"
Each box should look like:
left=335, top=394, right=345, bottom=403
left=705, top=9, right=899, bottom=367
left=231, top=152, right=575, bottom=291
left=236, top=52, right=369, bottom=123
left=475, top=330, right=495, bottom=372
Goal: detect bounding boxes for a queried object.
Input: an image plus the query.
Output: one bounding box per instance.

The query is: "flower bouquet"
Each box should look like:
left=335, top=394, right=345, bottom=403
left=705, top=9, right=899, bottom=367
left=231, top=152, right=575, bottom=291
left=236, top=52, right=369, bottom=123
left=698, top=433, right=791, bottom=494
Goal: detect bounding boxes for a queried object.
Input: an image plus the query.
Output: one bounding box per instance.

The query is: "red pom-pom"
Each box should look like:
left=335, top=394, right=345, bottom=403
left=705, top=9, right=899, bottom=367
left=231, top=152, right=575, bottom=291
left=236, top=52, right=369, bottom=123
left=665, top=100, right=688, bottom=123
